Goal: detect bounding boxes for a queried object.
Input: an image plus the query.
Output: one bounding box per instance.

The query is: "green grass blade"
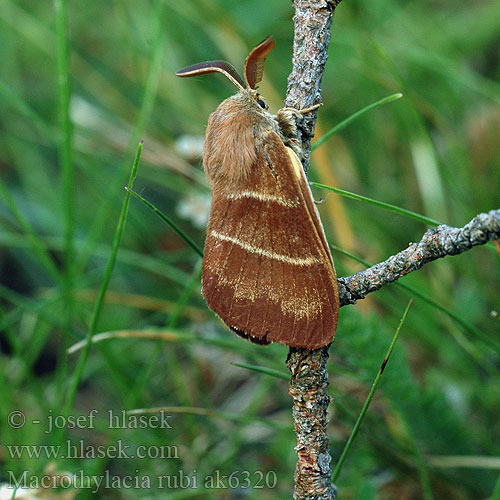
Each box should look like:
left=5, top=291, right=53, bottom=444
left=0, top=180, right=61, bottom=281
left=67, top=328, right=196, bottom=354
left=312, top=183, right=441, bottom=226
left=396, top=282, right=500, bottom=360
left=124, top=259, right=203, bottom=409
left=60, top=141, right=143, bottom=432
left=127, top=406, right=283, bottom=429
left=0, top=284, right=67, bottom=334
left=368, top=36, right=456, bottom=212
left=0, top=79, right=54, bottom=138
left=489, top=472, right=500, bottom=500
left=72, top=0, right=166, bottom=279
left=332, top=298, right=413, bottom=483
left=54, top=0, right=74, bottom=296
left=9, top=486, right=19, bottom=500
left=0, top=231, right=192, bottom=286
left=410, top=427, right=436, bottom=500
left=127, top=188, right=203, bottom=257
left=54, top=0, right=75, bottom=410
left=231, top=362, right=290, bottom=380
left=166, top=258, right=203, bottom=328
left=315, top=183, right=497, bottom=253
left=311, top=93, right=403, bottom=151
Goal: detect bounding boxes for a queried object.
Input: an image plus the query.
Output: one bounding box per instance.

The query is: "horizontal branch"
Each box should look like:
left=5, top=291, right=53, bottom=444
left=338, top=209, right=500, bottom=307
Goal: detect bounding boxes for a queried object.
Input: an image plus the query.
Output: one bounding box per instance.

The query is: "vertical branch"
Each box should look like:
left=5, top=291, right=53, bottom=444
left=285, top=0, right=341, bottom=170
left=288, top=347, right=336, bottom=499
left=285, top=1, right=343, bottom=498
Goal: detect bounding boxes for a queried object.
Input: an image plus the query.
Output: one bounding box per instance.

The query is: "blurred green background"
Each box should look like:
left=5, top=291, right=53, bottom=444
left=1, top=0, right=499, bottom=498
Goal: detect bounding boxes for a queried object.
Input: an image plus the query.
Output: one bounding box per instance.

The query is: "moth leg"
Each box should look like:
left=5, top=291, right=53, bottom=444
left=275, top=108, right=300, bottom=138
left=296, top=103, right=322, bottom=113
left=275, top=103, right=323, bottom=136
left=275, top=103, right=323, bottom=160
left=280, top=103, right=322, bottom=115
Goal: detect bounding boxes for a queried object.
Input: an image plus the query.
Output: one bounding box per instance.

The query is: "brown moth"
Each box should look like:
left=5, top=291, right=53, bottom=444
left=176, top=36, right=338, bottom=349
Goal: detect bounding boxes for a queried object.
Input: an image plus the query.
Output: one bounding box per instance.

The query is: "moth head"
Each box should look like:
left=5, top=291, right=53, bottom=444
left=176, top=35, right=275, bottom=95
left=176, top=37, right=276, bottom=188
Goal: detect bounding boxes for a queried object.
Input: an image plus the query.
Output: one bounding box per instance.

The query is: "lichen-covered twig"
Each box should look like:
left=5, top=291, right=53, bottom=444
left=285, top=0, right=342, bottom=172
left=338, top=209, right=500, bottom=306
left=287, top=347, right=336, bottom=500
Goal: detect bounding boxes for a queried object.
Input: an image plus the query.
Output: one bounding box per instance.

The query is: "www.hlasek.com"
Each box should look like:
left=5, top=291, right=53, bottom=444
left=7, top=440, right=179, bottom=460
left=7, top=469, right=278, bottom=494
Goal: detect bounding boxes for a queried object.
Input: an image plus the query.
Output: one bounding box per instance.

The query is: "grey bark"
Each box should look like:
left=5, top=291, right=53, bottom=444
left=287, top=346, right=336, bottom=500
left=285, top=0, right=342, bottom=172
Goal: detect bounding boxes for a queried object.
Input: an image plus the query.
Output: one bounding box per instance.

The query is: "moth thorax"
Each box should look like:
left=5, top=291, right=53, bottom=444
left=202, top=92, right=273, bottom=191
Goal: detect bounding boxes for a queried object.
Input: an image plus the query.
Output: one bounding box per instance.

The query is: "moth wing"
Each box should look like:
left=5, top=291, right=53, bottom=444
left=202, top=131, right=338, bottom=349
left=282, top=141, right=335, bottom=268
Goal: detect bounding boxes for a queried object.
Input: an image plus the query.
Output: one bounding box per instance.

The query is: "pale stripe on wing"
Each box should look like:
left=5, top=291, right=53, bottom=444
left=226, top=191, right=299, bottom=207
left=210, top=230, right=319, bottom=266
